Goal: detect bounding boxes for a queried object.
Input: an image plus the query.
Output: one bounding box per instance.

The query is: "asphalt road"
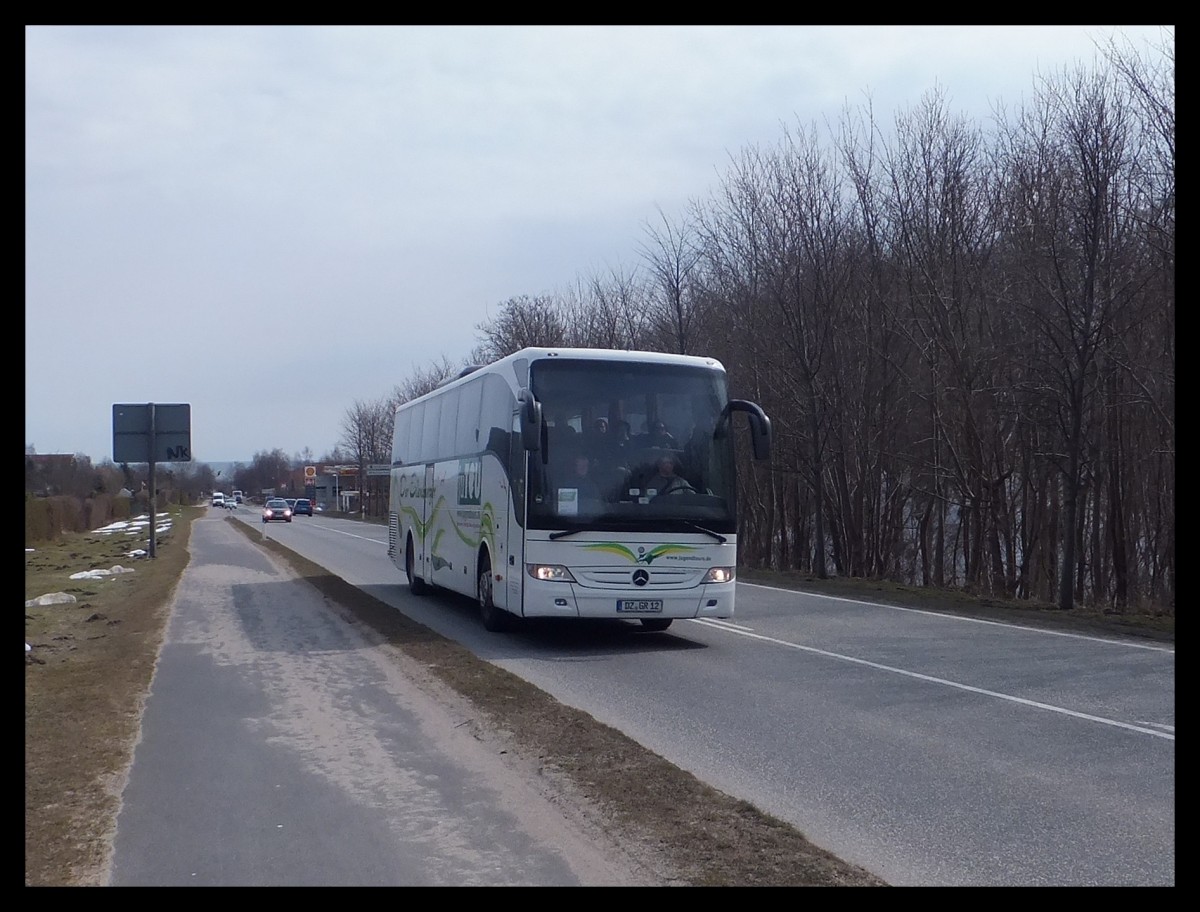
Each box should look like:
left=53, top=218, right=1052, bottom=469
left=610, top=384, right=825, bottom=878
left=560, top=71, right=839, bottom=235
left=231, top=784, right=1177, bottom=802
left=231, top=509, right=1176, bottom=887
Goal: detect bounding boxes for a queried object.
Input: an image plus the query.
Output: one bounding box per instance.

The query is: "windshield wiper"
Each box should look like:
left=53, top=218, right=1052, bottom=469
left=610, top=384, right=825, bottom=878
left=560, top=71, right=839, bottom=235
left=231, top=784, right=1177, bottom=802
left=681, top=522, right=727, bottom=543
left=549, top=528, right=587, bottom=540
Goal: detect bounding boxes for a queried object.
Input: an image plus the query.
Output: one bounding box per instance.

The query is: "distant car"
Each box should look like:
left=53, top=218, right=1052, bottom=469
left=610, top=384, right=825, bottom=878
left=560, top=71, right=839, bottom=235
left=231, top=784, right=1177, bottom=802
left=224, top=497, right=238, bottom=510
left=292, top=498, right=313, bottom=516
left=211, top=493, right=225, bottom=508
left=314, top=503, right=325, bottom=513
left=262, top=498, right=293, bottom=523
left=285, top=499, right=298, bottom=511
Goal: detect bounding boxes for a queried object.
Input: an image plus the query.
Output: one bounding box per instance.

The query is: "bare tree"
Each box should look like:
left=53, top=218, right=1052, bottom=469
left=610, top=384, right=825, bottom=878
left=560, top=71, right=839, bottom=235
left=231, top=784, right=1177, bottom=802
left=876, top=87, right=1015, bottom=595
left=997, top=63, right=1141, bottom=611
left=638, top=205, right=705, bottom=354
left=1100, top=27, right=1175, bottom=609
left=556, top=276, right=615, bottom=349
left=837, top=94, right=939, bottom=586
left=696, top=122, right=858, bottom=579
left=1103, top=28, right=1174, bottom=201
left=390, top=355, right=460, bottom=411
left=246, top=449, right=293, bottom=500
left=695, top=143, right=783, bottom=568
left=473, top=294, right=566, bottom=361
left=340, top=397, right=394, bottom=518
left=571, top=265, right=656, bottom=350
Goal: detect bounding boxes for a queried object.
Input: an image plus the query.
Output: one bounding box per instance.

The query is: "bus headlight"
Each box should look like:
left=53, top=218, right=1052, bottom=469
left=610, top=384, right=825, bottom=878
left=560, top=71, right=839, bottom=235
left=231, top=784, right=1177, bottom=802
left=527, top=563, right=577, bottom=583
left=702, top=566, right=735, bottom=584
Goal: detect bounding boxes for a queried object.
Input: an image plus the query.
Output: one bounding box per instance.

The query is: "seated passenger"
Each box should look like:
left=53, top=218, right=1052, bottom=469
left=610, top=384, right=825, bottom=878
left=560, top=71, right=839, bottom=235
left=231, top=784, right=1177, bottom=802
left=572, top=453, right=600, bottom=495
left=643, top=420, right=677, bottom=449
left=584, top=417, right=611, bottom=463
left=557, top=453, right=603, bottom=514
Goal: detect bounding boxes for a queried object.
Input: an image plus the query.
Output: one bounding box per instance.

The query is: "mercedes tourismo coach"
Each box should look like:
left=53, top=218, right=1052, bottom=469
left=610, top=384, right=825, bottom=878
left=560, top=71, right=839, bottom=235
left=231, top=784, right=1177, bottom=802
left=388, top=347, right=771, bottom=631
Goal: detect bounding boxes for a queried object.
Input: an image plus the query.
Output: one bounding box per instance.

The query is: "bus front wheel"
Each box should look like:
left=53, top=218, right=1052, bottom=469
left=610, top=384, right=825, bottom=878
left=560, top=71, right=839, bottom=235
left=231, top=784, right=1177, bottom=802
left=477, top=555, right=511, bottom=632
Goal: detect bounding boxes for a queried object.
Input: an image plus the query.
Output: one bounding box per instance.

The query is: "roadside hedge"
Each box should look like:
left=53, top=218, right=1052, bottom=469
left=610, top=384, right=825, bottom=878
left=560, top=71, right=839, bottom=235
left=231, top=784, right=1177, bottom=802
left=25, top=493, right=140, bottom=545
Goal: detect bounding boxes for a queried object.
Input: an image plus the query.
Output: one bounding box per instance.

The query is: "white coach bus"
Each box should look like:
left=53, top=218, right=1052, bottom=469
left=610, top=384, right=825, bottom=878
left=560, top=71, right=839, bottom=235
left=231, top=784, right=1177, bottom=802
left=387, top=347, right=770, bottom=632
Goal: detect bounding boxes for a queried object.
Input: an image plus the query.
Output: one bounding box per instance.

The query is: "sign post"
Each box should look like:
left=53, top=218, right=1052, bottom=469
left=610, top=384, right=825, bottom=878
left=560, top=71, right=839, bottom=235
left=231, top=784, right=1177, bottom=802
left=113, top=403, right=192, bottom=558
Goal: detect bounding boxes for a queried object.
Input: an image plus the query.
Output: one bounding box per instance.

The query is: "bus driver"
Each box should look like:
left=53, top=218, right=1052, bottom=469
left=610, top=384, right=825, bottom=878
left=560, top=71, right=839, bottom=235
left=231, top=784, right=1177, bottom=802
left=645, top=453, right=694, bottom=497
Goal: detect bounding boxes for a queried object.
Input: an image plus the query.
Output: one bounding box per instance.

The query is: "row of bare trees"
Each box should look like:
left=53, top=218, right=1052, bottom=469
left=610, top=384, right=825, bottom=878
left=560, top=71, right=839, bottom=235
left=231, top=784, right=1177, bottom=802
left=337, top=34, right=1171, bottom=614
left=26, top=451, right=230, bottom=507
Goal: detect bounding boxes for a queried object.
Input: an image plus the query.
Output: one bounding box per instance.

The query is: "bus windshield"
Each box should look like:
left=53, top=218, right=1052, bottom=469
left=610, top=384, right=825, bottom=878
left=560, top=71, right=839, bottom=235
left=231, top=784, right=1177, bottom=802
left=527, top=358, right=737, bottom=533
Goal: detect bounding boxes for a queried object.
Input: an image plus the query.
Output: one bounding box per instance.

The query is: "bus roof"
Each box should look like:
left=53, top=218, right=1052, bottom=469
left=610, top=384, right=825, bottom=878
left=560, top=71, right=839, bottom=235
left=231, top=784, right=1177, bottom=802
left=506, top=347, right=725, bottom=370
left=398, top=347, right=728, bottom=413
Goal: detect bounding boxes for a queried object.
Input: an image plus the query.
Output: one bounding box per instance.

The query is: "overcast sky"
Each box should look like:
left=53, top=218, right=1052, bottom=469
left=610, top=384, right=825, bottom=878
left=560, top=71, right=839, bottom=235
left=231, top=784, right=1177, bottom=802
left=25, top=25, right=1171, bottom=465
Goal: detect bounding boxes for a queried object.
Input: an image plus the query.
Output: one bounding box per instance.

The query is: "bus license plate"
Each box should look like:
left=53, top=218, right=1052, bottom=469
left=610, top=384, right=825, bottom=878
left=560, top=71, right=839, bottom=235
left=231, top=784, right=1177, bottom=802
left=616, top=599, right=663, bottom=613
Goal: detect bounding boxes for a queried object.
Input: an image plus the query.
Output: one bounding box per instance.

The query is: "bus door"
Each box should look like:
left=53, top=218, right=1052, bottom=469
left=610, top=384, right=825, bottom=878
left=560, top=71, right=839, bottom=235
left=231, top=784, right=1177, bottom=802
left=418, top=462, right=435, bottom=588
left=487, top=464, right=511, bottom=611
left=500, top=414, right=525, bottom=612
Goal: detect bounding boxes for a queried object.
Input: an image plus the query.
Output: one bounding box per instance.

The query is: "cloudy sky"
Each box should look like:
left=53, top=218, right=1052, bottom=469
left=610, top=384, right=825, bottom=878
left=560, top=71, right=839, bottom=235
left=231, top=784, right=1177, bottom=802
left=25, top=25, right=1171, bottom=465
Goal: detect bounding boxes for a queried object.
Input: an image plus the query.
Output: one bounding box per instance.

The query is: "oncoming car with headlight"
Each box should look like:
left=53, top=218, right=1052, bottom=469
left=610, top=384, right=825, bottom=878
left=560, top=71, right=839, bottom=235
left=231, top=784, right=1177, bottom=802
left=262, top=498, right=293, bottom=523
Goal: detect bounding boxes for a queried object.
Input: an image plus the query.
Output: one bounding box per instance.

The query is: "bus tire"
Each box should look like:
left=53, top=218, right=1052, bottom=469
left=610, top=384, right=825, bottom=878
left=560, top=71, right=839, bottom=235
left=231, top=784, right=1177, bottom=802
left=477, top=554, right=511, bottom=632
left=640, top=618, right=673, bottom=631
left=406, top=538, right=428, bottom=595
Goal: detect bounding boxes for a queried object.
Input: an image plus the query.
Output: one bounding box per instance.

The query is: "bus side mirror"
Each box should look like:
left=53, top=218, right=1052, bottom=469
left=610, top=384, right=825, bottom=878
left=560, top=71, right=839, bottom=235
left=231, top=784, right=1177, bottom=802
left=727, top=399, right=772, bottom=461
left=519, top=389, right=542, bottom=452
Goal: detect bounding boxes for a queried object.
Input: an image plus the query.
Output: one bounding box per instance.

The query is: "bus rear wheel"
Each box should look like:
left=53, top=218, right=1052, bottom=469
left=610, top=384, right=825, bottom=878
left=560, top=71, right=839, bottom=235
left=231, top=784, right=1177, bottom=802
left=406, top=539, right=428, bottom=595
left=478, top=556, right=511, bottom=632
left=640, top=618, right=673, bottom=631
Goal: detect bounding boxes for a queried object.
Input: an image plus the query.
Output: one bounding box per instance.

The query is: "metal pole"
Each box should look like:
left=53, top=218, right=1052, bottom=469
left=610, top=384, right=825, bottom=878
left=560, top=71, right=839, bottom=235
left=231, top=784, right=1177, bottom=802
left=148, top=402, right=157, bottom=558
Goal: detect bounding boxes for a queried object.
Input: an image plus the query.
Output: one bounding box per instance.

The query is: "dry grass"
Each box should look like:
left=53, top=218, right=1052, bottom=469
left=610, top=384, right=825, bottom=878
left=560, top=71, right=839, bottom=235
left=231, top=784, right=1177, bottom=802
left=24, top=506, right=196, bottom=887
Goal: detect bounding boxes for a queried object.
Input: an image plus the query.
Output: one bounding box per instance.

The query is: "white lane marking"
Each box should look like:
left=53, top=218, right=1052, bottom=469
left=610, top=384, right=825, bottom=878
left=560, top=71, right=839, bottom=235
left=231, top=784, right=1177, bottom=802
left=305, top=524, right=388, bottom=546
left=698, top=618, right=755, bottom=632
left=740, top=582, right=1175, bottom=654
left=1134, top=720, right=1176, bottom=733
left=687, top=617, right=1175, bottom=741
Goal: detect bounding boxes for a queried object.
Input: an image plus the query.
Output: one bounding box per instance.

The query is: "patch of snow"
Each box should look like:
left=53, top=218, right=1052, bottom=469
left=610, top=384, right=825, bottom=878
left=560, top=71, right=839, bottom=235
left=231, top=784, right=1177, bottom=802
left=25, top=592, right=78, bottom=608
left=68, top=565, right=136, bottom=580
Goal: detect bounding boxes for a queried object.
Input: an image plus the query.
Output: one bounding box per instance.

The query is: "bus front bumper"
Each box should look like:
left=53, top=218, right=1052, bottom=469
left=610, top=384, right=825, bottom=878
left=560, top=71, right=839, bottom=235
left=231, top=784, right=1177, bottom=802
left=521, top=579, right=733, bottom=621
